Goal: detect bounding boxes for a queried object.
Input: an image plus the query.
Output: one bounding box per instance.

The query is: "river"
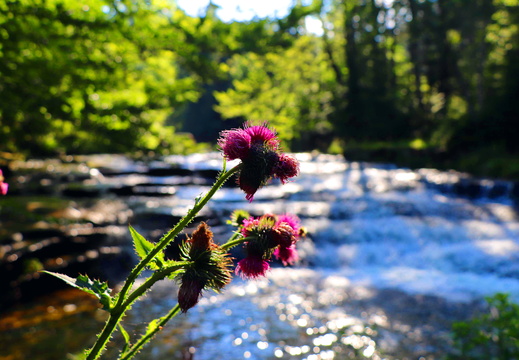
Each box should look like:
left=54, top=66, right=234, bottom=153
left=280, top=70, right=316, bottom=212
left=1, top=152, right=518, bottom=359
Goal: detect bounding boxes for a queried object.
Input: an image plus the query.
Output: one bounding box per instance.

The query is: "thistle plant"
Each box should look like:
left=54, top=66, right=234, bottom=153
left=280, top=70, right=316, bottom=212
left=43, top=122, right=301, bottom=359
left=0, top=169, right=8, bottom=195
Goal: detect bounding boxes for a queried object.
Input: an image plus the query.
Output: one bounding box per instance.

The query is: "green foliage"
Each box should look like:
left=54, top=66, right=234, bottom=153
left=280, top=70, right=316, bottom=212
left=129, top=225, right=164, bottom=271
left=42, top=271, right=112, bottom=311
left=215, top=36, right=335, bottom=151
left=1, top=0, right=518, bottom=178
left=446, top=293, right=519, bottom=360
left=118, top=323, right=131, bottom=354
left=0, top=0, right=201, bottom=156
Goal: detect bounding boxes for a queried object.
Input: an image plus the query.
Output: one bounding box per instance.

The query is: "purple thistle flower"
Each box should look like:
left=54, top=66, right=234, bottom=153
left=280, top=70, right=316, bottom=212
left=235, top=256, right=270, bottom=279
left=244, top=122, right=279, bottom=150
left=236, top=213, right=302, bottom=278
left=273, top=153, right=299, bottom=184
left=276, top=214, right=301, bottom=237
left=218, top=129, right=251, bottom=161
left=274, top=245, right=299, bottom=266
left=217, top=122, right=299, bottom=202
left=0, top=170, right=8, bottom=196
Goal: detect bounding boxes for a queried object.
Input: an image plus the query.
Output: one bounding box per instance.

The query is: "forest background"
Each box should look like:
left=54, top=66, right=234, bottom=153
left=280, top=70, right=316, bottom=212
left=1, top=0, right=518, bottom=179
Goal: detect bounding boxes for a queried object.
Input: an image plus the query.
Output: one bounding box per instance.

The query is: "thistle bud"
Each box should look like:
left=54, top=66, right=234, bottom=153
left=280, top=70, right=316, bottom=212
left=176, top=223, right=232, bottom=312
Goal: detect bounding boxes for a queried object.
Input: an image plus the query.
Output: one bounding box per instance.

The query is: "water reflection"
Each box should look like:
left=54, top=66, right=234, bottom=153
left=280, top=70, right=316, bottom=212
left=0, top=289, right=104, bottom=360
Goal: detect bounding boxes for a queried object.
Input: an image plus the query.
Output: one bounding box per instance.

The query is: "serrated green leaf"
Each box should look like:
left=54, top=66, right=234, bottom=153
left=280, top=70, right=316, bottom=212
left=66, top=352, right=86, bottom=360
left=118, top=323, right=131, bottom=353
left=42, top=271, right=113, bottom=311
left=129, top=225, right=164, bottom=270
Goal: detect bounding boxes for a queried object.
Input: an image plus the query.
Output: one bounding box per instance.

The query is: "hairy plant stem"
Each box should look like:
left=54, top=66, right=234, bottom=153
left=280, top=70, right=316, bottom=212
left=221, top=235, right=251, bottom=251
left=118, top=304, right=181, bottom=360
left=85, top=163, right=242, bottom=360
left=117, top=235, right=250, bottom=360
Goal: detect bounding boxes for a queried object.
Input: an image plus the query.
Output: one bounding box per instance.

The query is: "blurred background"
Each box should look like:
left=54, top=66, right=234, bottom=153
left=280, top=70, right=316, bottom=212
left=1, top=0, right=519, bottom=359
left=1, top=0, right=518, bottom=177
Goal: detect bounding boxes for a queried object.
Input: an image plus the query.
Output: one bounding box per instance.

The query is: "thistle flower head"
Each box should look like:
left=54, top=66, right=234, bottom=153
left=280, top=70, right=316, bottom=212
left=235, top=256, right=270, bottom=279
left=177, top=222, right=232, bottom=312
left=0, top=170, right=8, bottom=196
left=273, top=153, right=299, bottom=184
left=234, top=212, right=304, bottom=280
left=274, top=245, right=299, bottom=266
left=276, top=214, right=301, bottom=238
left=217, top=122, right=299, bottom=202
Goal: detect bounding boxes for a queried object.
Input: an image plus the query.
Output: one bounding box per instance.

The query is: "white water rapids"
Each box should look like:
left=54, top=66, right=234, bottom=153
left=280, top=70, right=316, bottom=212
left=118, top=152, right=519, bottom=360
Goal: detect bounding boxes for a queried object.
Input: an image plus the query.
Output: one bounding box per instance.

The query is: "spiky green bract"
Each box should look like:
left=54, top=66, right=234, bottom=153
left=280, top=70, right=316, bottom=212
left=176, top=223, right=232, bottom=312
left=238, top=143, right=279, bottom=202
left=228, top=209, right=251, bottom=227
left=236, top=214, right=301, bottom=279
left=242, top=216, right=279, bottom=259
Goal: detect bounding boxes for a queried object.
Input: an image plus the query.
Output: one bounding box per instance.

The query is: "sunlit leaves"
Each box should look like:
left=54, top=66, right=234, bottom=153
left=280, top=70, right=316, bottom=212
left=129, top=225, right=164, bottom=271
left=215, top=36, right=334, bottom=150
left=42, top=271, right=113, bottom=311
left=0, top=0, right=201, bottom=155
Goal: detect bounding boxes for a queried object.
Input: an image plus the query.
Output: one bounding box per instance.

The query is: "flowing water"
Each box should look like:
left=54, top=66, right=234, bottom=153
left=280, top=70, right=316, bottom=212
left=1, top=152, right=518, bottom=360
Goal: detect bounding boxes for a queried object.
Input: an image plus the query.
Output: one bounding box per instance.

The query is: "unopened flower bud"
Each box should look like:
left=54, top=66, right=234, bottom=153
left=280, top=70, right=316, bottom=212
left=178, top=275, right=206, bottom=312
left=176, top=223, right=232, bottom=312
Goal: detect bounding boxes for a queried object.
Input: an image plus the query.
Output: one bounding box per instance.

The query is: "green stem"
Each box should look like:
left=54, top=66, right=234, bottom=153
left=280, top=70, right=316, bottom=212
left=86, top=310, right=125, bottom=360
left=85, top=263, right=189, bottom=360
left=221, top=235, right=251, bottom=251
left=121, top=262, right=191, bottom=309
left=118, top=304, right=182, bottom=360
left=117, top=163, right=242, bottom=305
left=85, top=163, right=242, bottom=360
left=116, top=235, right=250, bottom=360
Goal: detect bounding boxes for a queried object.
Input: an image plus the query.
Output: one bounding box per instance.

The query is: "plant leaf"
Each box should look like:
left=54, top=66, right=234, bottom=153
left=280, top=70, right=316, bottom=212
left=129, top=225, right=164, bottom=270
left=42, top=271, right=112, bottom=310
left=118, top=323, right=131, bottom=353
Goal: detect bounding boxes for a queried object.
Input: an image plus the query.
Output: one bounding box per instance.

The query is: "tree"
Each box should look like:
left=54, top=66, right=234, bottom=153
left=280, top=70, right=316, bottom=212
left=214, top=35, right=336, bottom=151
left=0, top=0, right=201, bottom=155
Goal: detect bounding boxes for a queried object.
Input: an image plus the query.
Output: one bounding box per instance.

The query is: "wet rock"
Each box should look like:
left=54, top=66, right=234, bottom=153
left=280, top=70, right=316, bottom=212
left=453, top=179, right=482, bottom=198
left=109, top=184, right=176, bottom=197
left=62, top=184, right=103, bottom=198
left=147, top=166, right=193, bottom=177
left=512, top=181, right=519, bottom=201
left=487, top=181, right=511, bottom=198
